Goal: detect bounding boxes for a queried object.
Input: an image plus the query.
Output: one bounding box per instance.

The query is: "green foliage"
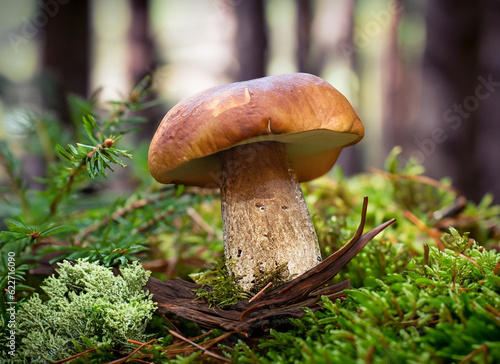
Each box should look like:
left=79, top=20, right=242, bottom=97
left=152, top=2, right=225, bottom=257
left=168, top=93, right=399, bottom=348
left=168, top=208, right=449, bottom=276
left=1, top=77, right=200, bottom=295
left=55, top=115, right=132, bottom=179
left=0, top=79, right=223, bottom=361
left=0, top=220, right=75, bottom=298
left=2, top=259, right=156, bottom=363
left=232, top=230, right=500, bottom=363
left=1, top=75, right=499, bottom=362
left=191, top=261, right=249, bottom=307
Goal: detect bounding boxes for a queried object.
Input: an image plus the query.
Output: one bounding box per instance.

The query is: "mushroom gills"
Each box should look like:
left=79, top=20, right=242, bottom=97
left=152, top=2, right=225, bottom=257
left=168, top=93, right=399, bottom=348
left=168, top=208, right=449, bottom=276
left=158, top=129, right=359, bottom=187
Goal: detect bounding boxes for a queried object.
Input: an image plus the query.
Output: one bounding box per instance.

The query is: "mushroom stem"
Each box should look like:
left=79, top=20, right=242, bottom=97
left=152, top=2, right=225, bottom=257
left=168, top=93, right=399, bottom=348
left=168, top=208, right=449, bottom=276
left=219, top=141, right=322, bottom=291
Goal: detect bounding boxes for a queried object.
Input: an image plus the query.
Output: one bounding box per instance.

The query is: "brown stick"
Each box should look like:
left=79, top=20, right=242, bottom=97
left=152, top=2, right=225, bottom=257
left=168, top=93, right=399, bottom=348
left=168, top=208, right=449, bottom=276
left=168, top=330, right=231, bottom=363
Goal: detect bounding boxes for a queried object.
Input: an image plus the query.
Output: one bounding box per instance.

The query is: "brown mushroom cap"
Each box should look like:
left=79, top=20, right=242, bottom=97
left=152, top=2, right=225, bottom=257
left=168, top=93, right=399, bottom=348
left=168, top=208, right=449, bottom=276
left=149, top=73, right=364, bottom=186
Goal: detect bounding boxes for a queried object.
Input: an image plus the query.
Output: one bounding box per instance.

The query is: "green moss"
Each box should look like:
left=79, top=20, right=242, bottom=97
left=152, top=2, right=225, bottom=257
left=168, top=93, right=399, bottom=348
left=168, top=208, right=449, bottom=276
left=191, top=259, right=292, bottom=308
left=191, top=260, right=249, bottom=307
left=7, top=259, right=157, bottom=363
left=231, top=229, right=500, bottom=363
left=251, top=262, right=291, bottom=294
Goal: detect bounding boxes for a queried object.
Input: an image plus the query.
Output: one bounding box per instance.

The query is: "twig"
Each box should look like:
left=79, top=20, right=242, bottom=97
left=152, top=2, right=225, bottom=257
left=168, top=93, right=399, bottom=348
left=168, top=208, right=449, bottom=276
left=485, top=303, right=500, bottom=318
left=391, top=296, right=404, bottom=321
left=167, top=330, right=215, bottom=350
left=494, top=261, right=500, bottom=276
left=249, top=282, right=273, bottom=303
left=187, top=207, right=217, bottom=240
left=0, top=147, right=32, bottom=220
left=457, top=253, right=484, bottom=274
left=76, top=191, right=172, bottom=243
left=54, top=347, right=98, bottom=363
left=160, top=313, right=181, bottom=332
left=166, top=330, right=237, bottom=359
left=104, top=339, right=156, bottom=364
left=423, top=243, right=430, bottom=266
left=136, top=209, right=175, bottom=233
left=127, top=339, right=153, bottom=347
left=167, top=329, right=231, bottom=363
left=365, top=345, right=375, bottom=364
left=403, top=210, right=445, bottom=250
left=48, top=162, right=86, bottom=219
left=459, top=344, right=488, bottom=364
left=370, top=168, right=458, bottom=194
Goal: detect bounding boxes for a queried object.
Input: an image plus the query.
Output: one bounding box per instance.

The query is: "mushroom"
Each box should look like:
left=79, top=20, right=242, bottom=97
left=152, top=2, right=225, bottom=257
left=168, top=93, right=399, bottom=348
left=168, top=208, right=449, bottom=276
left=148, top=73, right=364, bottom=291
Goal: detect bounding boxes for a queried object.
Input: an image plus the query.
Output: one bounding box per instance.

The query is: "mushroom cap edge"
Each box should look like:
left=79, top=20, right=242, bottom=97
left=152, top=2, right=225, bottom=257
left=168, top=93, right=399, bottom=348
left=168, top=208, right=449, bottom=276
left=148, top=73, right=364, bottom=186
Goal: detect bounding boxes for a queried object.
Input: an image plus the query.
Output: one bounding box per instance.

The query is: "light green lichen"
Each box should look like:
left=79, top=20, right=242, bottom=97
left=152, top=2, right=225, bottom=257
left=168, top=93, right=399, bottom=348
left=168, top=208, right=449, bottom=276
left=10, top=259, right=156, bottom=363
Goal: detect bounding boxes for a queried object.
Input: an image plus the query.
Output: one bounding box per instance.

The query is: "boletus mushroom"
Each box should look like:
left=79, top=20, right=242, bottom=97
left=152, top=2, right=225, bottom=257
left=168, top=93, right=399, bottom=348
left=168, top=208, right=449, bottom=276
left=149, top=73, right=364, bottom=291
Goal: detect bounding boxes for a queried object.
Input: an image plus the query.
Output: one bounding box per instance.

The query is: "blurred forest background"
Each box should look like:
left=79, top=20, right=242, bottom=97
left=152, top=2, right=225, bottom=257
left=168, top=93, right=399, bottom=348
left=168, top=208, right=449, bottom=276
left=0, top=0, right=499, bottom=206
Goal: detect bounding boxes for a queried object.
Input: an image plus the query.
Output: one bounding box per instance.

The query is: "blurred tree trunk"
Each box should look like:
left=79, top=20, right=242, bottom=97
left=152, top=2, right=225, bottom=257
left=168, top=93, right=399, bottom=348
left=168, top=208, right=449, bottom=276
left=306, top=0, right=362, bottom=175
left=296, top=0, right=312, bottom=73
left=305, top=0, right=356, bottom=76
left=332, top=0, right=363, bottom=176
left=475, top=1, right=500, bottom=204
left=127, top=0, right=155, bottom=84
left=421, top=0, right=479, bottom=198
left=233, top=0, right=267, bottom=81
left=41, top=0, right=90, bottom=120
left=417, top=0, right=500, bottom=203
left=381, top=0, right=402, bottom=157
left=28, top=0, right=90, bottom=189
left=126, top=0, right=161, bottom=140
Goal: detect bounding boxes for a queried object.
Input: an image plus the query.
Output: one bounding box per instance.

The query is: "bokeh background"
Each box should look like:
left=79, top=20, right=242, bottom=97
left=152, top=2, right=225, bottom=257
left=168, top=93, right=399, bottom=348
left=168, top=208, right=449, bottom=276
left=0, top=0, right=499, bottom=204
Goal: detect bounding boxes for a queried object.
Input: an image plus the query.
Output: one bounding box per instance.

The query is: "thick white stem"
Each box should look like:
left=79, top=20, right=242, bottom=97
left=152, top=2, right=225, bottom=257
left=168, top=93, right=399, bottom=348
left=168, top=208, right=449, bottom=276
left=219, top=141, right=321, bottom=291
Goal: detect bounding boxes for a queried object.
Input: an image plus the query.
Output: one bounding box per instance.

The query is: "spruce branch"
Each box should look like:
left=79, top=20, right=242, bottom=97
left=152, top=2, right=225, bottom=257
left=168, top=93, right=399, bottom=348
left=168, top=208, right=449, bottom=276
left=47, top=120, right=132, bottom=219
left=47, top=161, right=86, bottom=218
left=75, top=190, right=173, bottom=244
left=0, top=141, right=31, bottom=219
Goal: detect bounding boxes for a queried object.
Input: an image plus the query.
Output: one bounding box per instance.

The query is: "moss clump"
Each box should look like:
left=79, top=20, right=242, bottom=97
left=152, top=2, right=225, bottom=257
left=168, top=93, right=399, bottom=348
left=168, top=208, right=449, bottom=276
left=191, top=259, right=293, bottom=308
left=251, top=262, right=291, bottom=293
left=191, top=262, right=249, bottom=308
left=9, top=259, right=156, bottom=363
